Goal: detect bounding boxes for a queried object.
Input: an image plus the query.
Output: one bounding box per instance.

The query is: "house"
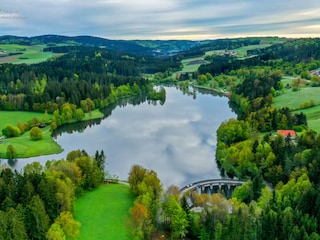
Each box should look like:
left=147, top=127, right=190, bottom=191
left=310, top=70, right=320, bottom=76
left=277, top=130, right=296, bottom=139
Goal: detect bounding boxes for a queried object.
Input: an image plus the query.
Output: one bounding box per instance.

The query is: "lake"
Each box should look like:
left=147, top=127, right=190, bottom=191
left=8, top=86, right=236, bottom=188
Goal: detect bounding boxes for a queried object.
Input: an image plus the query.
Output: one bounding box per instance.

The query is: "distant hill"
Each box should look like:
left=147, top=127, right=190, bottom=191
left=0, top=35, right=203, bottom=56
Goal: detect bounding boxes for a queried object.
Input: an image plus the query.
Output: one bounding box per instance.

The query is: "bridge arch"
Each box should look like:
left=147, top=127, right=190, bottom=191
left=180, top=179, right=246, bottom=206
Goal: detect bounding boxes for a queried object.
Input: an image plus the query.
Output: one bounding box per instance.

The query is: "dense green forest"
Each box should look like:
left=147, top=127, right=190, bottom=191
left=1, top=36, right=320, bottom=239
left=0, top=150, right=105, bottom=239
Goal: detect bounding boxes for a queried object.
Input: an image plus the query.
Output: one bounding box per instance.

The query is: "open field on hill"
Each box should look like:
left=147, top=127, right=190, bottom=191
left=74, top=183, right=134, bottom=240
left=0, top=44, right=62, bottom=64
left=273, top=84, right=320, bottom=132
left=180, top=56, right=209, bottom=73
left=273, top=86, right=320, bottom=110
left=179, top=41, right=278, bottom=74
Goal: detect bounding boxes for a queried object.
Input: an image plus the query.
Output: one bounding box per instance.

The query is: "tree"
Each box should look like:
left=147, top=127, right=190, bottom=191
left=46, top=211, right=80, bottom=240
left=75, top=156, right=102, bottom=189
left=74, top=108, right=85, bottom=121
left=95, top=150, right=106, bottom=173
left=0, top=208, right=28, bottom=240
left=128, top=202, right=152, bottom=240
left=163, top=195, right=189, bottom=239
left=128, top=164, right=147, bottom=196
left=2, top=124, right=21, bottom=137
left=29, top=126, right=43, bottom=140
left=25, top=195, right=51, bottom=240
left=6, top=144, right=17, bottom=160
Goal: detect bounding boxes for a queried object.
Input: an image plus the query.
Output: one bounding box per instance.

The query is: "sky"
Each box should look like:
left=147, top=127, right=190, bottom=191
left=1, top=0, right=320, bottom=40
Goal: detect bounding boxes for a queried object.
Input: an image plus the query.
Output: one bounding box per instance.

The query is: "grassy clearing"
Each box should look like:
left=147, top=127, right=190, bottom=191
left=234, top=44, right=271, bottom=58
left=274, top=85, right=320, bottom=132
left=180, top=56, right=209, bottom=73
left=0, top=111, right=49, bottom=130
left=74, top=184, right=134, bottom=240
left=293, top=106, right=320, bottom=133
left=83, top=109, right=104, bottom=121
left=273, top=87, right=320, bottom=110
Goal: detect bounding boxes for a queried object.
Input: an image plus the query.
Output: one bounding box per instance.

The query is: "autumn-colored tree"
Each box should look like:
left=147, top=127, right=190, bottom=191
left=128, top=202, right=152, bottom=240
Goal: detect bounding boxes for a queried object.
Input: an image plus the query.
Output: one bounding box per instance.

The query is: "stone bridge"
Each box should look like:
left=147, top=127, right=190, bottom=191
left=180, top=179, right=246, bottom=200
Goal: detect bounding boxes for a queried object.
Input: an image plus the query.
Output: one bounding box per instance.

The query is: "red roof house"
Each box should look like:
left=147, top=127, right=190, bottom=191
left=277, top=130, right=296, bottom=138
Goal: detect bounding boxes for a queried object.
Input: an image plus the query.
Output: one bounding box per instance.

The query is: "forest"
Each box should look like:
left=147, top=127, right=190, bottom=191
left=1, top=36, right=320, bottom=239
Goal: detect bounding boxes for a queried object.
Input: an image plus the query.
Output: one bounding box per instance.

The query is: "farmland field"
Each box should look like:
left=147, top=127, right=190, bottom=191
left=0, top=44, right=62, bottom=64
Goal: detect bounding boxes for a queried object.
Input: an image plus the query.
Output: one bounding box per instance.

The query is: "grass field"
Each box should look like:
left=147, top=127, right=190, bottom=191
left=0, top=111, right=49, bottom=131
left=293, top=106, right=320, bottom=133
left=273, top=85, right=320, bottom=132
left=82, top=109, right=104, bottom=121
left=0, top=126, right=63, bottom=158
left=273, top=86, right=320, bottom=110
left=0, top=110, right=104, bottom=158
left=180, top=56, right=209, bottom=73
left=74, top=184, right=134, bottom=240
left=0, top=44, right=61, bottom=64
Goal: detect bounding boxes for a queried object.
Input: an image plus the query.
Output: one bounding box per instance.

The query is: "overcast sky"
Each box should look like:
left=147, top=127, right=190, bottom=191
left=1, top=0, right=320, bottom=40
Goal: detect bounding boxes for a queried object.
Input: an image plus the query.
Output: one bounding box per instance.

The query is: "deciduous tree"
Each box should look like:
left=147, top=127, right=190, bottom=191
left=29, top=126, right=43, bottom=140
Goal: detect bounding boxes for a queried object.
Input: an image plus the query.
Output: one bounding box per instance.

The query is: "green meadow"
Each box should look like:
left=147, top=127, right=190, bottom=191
left=293, top=106, right=320, bottom=133
left=273, top=84, right=320, bottom=132
left=74, top=184, right=134, bottom=240
left=0, top=111, right=48, bottom=131
left=0, top=44, right=62, bottom=64
left=180, top=56, right=209, bottom=73
left=273, top=86, right=320, bottom=110
left=0, top=110, right=104, bottom=158
left=0, top=126, right=63, bottom=158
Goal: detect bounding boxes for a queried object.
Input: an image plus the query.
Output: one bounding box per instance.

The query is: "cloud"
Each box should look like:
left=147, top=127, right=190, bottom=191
left=1, top=0, right=319, bottom=39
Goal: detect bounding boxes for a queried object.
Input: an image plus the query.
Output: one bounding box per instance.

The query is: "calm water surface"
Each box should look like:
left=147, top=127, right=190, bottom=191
left=9, top=87, right=236, bottom=188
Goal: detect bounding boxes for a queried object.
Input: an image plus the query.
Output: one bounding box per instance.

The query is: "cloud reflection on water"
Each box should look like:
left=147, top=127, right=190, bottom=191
left=11, top=87, right=236, bottom=188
